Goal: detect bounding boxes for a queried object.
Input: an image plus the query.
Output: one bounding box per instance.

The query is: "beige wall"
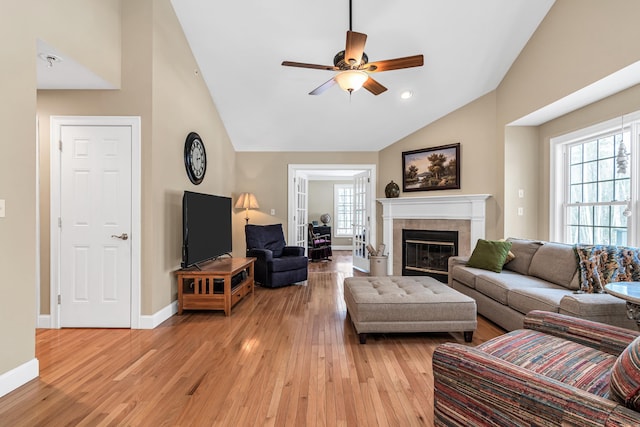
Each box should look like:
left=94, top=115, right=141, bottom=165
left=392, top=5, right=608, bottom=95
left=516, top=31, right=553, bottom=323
left=378, top=91, right=501, bottom=240
left=37, top=0, right=235, bottom=316
left=504, top=126, right=539, bottom=239
left=148, top=0, right=236, bottom=313
left=497, top=0, right=640, bottom=126
left=0, top=1, right=37, bottom=376
left=497, top=0, right=640, bottom=239
left=234, top=152, right=378, bottom=255
left=308, top=180, right=353, bottom=247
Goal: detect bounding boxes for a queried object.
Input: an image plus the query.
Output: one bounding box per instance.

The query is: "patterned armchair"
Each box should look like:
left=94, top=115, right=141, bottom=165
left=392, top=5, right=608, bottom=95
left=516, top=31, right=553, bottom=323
left=433, top=310, right=640, bottom=426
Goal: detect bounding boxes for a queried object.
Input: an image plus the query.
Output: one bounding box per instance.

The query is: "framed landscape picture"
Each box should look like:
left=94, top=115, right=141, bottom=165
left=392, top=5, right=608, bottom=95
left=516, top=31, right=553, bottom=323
left=402, top=143, right=460, bottom=192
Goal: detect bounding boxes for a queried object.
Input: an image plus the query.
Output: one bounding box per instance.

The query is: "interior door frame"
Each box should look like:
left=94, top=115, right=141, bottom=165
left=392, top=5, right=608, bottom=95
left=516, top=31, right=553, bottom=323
left=287, top=164, right=377, bottom=258
left=50, top=116, right=141, bottom=329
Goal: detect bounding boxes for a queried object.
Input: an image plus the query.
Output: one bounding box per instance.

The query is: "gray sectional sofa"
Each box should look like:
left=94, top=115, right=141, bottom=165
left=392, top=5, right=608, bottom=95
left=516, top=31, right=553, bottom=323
left=448, top=238, right=637, bottom=331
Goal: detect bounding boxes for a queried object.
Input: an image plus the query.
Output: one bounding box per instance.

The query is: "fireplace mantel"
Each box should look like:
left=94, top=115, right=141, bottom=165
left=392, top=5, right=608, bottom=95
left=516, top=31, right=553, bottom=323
left=377, top=194, right=490, bottom=274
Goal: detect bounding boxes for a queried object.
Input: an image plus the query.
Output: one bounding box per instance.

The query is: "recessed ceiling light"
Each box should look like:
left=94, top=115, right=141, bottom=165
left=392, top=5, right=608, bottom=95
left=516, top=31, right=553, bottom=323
left=400, top=91, right=413, bottom=99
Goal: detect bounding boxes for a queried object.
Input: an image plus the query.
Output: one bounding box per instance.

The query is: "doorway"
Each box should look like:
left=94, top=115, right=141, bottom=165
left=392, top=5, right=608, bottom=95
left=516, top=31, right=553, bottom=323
left=50, top=116, right=141, bottom=328
left=287, top=164, right=376, bottom=273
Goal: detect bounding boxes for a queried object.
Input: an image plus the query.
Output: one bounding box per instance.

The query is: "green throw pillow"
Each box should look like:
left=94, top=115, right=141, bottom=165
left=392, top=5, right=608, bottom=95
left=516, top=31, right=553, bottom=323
left=467, top=239, right=513, bottom=273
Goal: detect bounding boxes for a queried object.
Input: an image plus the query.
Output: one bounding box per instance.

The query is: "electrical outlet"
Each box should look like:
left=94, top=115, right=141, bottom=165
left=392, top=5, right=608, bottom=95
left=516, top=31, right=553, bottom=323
left=517, top=207, right=524, bottom=216
left=518, top=189, right=524, bottom=198
left=270, top=209, right=276, bottom=215
left=0, top=199, right=5, bottom=218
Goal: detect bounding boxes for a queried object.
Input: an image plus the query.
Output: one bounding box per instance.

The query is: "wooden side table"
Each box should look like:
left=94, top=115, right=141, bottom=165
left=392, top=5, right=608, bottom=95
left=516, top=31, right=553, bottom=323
left=604, top=282, right=640, bottom=329
left=174, top=257, right=255, bottom=316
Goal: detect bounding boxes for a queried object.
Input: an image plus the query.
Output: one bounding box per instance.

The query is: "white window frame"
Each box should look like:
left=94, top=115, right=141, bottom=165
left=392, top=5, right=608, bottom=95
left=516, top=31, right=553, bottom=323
left=334, top=183, right=354, bottom=237
left=550, top=112, right=640, bottom=246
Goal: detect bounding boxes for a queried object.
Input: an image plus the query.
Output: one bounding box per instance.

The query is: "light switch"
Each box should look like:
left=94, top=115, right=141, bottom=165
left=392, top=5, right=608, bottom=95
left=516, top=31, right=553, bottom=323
left=0, top=199, right=5, bottom=217
left=518, top=189, right=524, bottom=198
left=270, top=209, right=276, bottom=215
left=517, top=207, right=524, bottom=216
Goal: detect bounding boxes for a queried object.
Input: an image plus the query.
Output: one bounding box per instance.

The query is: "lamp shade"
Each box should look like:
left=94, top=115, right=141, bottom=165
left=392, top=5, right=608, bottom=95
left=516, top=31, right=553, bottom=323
left=235, top=192, right=259, bottom=209
left=335, top=70, right=368, bottom=93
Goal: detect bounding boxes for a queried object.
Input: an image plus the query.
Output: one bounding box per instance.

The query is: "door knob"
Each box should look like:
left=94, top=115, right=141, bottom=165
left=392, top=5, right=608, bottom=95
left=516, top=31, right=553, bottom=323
left=111, top=233, right=129, bottom=240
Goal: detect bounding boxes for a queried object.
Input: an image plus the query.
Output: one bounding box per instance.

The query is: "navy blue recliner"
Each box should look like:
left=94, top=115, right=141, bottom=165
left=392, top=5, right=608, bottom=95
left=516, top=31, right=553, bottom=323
left=245, top=224, right=308, bottom=288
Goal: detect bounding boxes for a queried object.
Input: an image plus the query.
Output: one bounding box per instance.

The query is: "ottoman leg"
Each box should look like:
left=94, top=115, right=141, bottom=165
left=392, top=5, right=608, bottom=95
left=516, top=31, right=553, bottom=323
left=359, top=333, right=367, bottom=344
left=464, top=331, right=473, bottom=342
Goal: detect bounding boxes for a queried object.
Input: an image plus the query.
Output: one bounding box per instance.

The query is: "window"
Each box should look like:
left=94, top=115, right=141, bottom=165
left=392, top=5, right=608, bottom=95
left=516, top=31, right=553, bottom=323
left=551, top=113, right=638, bottom=246
left=334, top=184, right=353, bottom=237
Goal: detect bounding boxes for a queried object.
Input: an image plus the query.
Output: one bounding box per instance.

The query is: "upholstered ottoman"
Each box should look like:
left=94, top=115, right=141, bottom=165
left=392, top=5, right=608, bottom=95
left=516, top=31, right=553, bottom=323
left=344, top=276, right=477, bottom=344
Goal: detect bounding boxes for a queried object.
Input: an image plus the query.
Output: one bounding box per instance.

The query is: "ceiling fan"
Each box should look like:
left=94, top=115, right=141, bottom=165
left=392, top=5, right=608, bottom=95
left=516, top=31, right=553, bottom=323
left=282, top=0, right=424, bottom=96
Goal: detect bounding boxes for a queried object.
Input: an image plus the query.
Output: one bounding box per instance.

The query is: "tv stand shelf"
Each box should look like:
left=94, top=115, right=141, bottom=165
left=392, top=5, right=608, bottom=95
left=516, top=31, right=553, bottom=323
left=175, top=257, right=255, bottom=316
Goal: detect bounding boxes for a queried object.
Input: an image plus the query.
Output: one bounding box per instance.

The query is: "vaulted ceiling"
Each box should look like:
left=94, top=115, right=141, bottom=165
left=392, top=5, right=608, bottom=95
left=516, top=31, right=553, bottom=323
left=170, top=0, right=555, bottom=152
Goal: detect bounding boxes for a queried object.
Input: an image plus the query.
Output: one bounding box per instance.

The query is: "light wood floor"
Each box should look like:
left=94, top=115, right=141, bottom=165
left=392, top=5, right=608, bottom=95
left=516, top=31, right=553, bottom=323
left=0, top=252, right=504, bottom=426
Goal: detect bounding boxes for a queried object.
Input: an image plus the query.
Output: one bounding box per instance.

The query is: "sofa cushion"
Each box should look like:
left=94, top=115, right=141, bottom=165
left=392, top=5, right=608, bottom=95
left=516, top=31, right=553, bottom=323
left=477, top=329, right=616, bottom=397
left=466, top=239, right=512, bottom=273
left=529, top=242, right=579, bottom=290
left=559, top=293, right=629, bottom=316
left=269, top=255, right=308, bottom=272
left=450, top=265, right=486, bottom=289
left=508, top=288, right=568, bottom=315
left=610, top=336, right=640, bottom=410
left=475, top=272, right=556, bottom=305
left=503, top=238, right=543, bottom=275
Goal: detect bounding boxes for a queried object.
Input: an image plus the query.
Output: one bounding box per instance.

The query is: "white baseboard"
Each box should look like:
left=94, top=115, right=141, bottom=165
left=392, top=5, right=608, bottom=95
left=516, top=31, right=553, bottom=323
left=0, top=358, right=39, bottom=398
left=37, top=301, right=177, bottom=330
left=137, top=301, right=178, bottom=329
left=37, top=315, right=51, bottom=329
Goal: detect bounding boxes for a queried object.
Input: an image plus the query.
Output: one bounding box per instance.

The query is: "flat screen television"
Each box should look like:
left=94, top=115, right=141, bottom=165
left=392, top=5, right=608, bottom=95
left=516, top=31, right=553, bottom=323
left=182, top=191, right=232, bottom=268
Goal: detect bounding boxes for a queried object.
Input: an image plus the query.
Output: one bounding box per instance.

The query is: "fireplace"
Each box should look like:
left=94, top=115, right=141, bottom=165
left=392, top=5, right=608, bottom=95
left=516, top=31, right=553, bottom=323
left=378, top=194, right=490, bottom=275
left=402, top=229, right=458, bottom=283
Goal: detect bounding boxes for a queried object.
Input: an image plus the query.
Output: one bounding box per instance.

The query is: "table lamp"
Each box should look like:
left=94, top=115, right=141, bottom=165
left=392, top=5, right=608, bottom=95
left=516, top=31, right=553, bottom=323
left=235, top=192, right=259, bottom=224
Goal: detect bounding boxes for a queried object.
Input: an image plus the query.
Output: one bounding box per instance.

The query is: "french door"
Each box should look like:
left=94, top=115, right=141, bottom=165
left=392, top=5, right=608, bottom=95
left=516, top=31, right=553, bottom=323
left=293, top=173, right=308, bottom=249
left=352, top=170, right=370, bottom=272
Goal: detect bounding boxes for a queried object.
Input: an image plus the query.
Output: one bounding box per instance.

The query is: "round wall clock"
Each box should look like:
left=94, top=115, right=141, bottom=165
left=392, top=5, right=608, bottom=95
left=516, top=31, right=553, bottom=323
left=184, top=132, right=207, bottom=185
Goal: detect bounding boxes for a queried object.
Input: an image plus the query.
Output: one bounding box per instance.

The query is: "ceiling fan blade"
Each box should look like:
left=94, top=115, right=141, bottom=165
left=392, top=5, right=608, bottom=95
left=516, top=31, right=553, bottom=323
left=309, top=78, right=337, bottom=95
left=363, top=77, right=387, bottom=95
left=282, top=61, right=338, bottom=71
left=345, top=31, right=367, bottom=66
left=364, top=55, right=424, bottom=72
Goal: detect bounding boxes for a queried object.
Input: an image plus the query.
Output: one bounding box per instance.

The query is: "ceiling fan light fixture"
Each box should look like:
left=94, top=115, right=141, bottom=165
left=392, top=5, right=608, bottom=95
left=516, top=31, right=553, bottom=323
left=335, top=70, right=368, bottom=93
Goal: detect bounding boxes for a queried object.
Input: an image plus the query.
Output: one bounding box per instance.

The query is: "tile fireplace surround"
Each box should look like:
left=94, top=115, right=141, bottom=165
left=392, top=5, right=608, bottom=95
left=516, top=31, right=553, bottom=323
left=377, top=194, right=490, bottom=275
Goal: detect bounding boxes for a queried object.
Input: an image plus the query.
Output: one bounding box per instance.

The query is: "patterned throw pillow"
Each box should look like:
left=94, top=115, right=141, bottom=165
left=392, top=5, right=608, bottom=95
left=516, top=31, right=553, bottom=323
left=574, top=245, right=640, bottom=293
left=610, top=336, right=640, bottom=410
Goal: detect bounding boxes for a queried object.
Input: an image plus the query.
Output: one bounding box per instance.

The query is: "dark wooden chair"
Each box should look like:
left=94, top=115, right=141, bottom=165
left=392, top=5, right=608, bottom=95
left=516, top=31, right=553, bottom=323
left=308, top=224, right=332, bottom=262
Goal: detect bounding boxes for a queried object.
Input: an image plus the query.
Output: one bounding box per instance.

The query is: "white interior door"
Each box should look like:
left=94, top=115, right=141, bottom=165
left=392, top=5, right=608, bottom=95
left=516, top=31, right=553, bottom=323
left=59, top=125, right=132, bottom=327
left=352, top=170, right=370, bottom=272
left=293, top=173, right=308, bottom=249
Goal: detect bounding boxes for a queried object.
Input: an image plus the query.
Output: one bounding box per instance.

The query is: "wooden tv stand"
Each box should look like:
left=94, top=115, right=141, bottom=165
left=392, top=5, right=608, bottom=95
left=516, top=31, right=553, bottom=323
left=175, top=257, right=255, bottom=316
